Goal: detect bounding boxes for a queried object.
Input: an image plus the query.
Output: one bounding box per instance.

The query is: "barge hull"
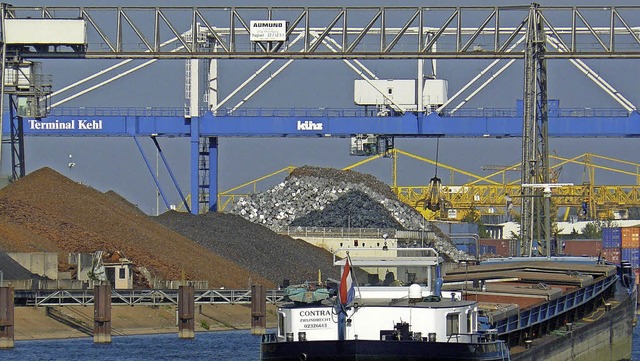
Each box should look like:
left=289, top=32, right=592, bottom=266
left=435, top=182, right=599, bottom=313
left=261, top=339, right=510, bottom=361
left=511, top=287, right=636, bottom=361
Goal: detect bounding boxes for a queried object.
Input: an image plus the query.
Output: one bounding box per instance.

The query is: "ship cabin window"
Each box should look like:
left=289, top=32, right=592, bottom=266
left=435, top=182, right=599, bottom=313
left=446, top=313, right=460, bottom=337
left=119, top=268, right=126, bottom=279
left=354, top=240, right=358, bottom=247
left=278, top=313, right=286, bottom=337
left=466, top=311, right=473, bottom=333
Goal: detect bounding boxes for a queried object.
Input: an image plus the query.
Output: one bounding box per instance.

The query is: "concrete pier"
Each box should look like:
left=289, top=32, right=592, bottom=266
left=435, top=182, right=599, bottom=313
left=0, top=287, right=14, bottom=349
left=93, top=284, right=112, bottom=343
left=178, top=285, right=195, bottom=339
left=251, top=284, right=266, bottom=335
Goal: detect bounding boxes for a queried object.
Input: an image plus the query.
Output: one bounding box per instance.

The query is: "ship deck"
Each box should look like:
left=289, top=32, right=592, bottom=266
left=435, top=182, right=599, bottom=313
left=442, top=259, right=619, bottom=333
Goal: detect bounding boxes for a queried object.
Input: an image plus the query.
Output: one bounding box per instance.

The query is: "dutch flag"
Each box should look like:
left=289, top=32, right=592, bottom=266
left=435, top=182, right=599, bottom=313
left=339, top=256, right=355, bottom=306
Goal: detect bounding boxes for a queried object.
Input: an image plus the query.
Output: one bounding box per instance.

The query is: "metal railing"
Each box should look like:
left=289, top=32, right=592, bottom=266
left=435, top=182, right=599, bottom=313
left=20, top=106, right=635, bottom=118
left=14, top=288, right=285, bottom=307
left=280, top=226, right=397, bottom=239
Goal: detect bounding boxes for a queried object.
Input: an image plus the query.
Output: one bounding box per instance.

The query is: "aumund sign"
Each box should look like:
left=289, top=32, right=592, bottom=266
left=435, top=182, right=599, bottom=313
left=249, top=20, right=287, bottom=41
left=27, top=119, right=103, bottom=130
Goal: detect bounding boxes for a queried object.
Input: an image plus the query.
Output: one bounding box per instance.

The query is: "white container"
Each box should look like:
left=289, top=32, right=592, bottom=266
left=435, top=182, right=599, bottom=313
left=422, top=79, right=448, bottom=106
left=354, top=79, right=416, bottom=108
left=5, top=19, right=86, bottom=45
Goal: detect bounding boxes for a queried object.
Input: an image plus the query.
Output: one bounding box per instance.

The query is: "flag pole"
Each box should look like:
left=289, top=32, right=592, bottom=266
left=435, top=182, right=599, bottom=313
left=348, top=252, right=362, bottom=302
left=337, top=252, right=351, bottom=341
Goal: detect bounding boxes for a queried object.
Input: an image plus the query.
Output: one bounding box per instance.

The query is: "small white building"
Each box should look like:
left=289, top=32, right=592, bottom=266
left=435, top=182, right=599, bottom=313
left=104, top=259, right=134, bottom=289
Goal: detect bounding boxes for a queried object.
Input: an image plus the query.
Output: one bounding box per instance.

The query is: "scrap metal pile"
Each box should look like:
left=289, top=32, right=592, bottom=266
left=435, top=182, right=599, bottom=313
left=229, top=166, right=472, bottom=262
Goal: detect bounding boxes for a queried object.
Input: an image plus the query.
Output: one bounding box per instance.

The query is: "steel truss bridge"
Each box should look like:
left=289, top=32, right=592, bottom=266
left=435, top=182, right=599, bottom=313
left=2, top=4, right=640, bottom=256
left=14, top=288, right=285, bottom=307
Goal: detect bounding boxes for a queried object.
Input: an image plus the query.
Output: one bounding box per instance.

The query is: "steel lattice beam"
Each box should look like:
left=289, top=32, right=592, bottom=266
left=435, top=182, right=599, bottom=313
left=3, top=5, right=640, bottom=59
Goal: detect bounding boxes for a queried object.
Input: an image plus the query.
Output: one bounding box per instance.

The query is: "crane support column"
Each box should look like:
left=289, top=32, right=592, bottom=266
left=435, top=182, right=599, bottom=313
left=0, top=3, right=7, bottom=173
left=190, top=117, right=199, bottom=214
left=521, top=3, right=550, bottom=257
left=208, top=137, right=218, bottom=212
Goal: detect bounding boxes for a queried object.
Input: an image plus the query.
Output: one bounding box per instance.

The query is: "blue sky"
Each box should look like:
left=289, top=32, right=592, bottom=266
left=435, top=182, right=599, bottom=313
left=4, top=0, right=640, bottom=215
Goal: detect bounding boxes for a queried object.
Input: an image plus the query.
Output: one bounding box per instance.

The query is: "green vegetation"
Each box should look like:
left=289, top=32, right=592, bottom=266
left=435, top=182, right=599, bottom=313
left=581, top=219, right=618, bottom=239
left=460, top=206, right=490, bottom=238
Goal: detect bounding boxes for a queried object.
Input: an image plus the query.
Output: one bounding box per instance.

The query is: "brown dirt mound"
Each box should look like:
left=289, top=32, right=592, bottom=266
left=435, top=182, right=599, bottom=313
left=0, top=167, right=273, bottom=288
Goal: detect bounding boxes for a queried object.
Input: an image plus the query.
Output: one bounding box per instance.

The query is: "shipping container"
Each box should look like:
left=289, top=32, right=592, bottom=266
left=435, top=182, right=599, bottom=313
left=602, top=248, right=621, bottom=264
left=621, top=227, right=640, bottom=249
left=479, top=239, right=513, bottom=257
left=562, top=239, right=602, bottom=257
left=621, top=248, right=640, bottom=268
left=602, top=227, right=622, bottom=249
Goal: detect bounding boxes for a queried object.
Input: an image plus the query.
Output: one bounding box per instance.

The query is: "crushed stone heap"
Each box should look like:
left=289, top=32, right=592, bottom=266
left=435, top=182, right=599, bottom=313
left=229, top=166, right=472, bottom=262
left=156, top=211, right=341, bottom=286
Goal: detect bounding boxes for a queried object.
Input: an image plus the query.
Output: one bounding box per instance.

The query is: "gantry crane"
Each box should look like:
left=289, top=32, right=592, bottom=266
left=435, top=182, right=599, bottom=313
left=2, top=3, right=640, bottom=239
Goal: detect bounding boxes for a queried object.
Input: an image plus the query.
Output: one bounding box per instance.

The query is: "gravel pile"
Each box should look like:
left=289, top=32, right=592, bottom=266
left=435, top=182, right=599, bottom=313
left=0, top=251, right=41, bottom=281
left=229, top=166, right=473, bottom=262
left=156, top=211, right=342, bottom=286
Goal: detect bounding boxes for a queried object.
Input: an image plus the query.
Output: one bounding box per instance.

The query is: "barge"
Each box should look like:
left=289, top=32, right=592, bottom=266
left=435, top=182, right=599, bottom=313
left=261, top=247, right=636, bottom=361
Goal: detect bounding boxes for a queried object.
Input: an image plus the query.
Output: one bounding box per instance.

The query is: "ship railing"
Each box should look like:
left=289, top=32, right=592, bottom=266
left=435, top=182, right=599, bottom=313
left=446, top=330, right=498, bottom=344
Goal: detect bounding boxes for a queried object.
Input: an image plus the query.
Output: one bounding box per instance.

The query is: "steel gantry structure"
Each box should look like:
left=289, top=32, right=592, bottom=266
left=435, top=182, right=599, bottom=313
left=1, top=4, right=640, bottom=257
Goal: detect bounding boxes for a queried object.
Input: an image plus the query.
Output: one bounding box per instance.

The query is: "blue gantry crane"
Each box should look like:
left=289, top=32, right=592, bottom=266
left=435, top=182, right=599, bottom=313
left=1, top=4, right=640, bottom=256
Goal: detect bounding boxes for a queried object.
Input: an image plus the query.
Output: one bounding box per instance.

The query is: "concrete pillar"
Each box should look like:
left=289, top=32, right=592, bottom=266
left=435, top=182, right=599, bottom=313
left=0, top=287, right=14, bottom=349
left=251, top=284, right=266, bottom=335
left=93, top=284, right=111, bottom=343
left=178, top=286, right=195, bottom=339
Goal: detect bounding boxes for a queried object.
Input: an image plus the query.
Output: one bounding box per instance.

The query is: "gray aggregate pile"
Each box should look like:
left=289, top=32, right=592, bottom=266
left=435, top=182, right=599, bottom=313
left=228, top=166, right=473, bottom=262
left=156, top=211, right=369, bottom=286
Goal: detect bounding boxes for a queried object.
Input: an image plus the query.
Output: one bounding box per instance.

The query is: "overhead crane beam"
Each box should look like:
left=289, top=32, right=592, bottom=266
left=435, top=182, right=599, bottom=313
left=3, top=5, right=640, bottom=60
left=394, top=149, right=503, bottom=186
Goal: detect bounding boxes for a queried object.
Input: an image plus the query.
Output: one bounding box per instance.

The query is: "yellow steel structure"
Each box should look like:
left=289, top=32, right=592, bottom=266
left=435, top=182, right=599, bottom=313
left=215, top=149, right=640, bottom=221
left=392, top=150, right=640, bottom=221
left=217, top=166, right=296, bottom=213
